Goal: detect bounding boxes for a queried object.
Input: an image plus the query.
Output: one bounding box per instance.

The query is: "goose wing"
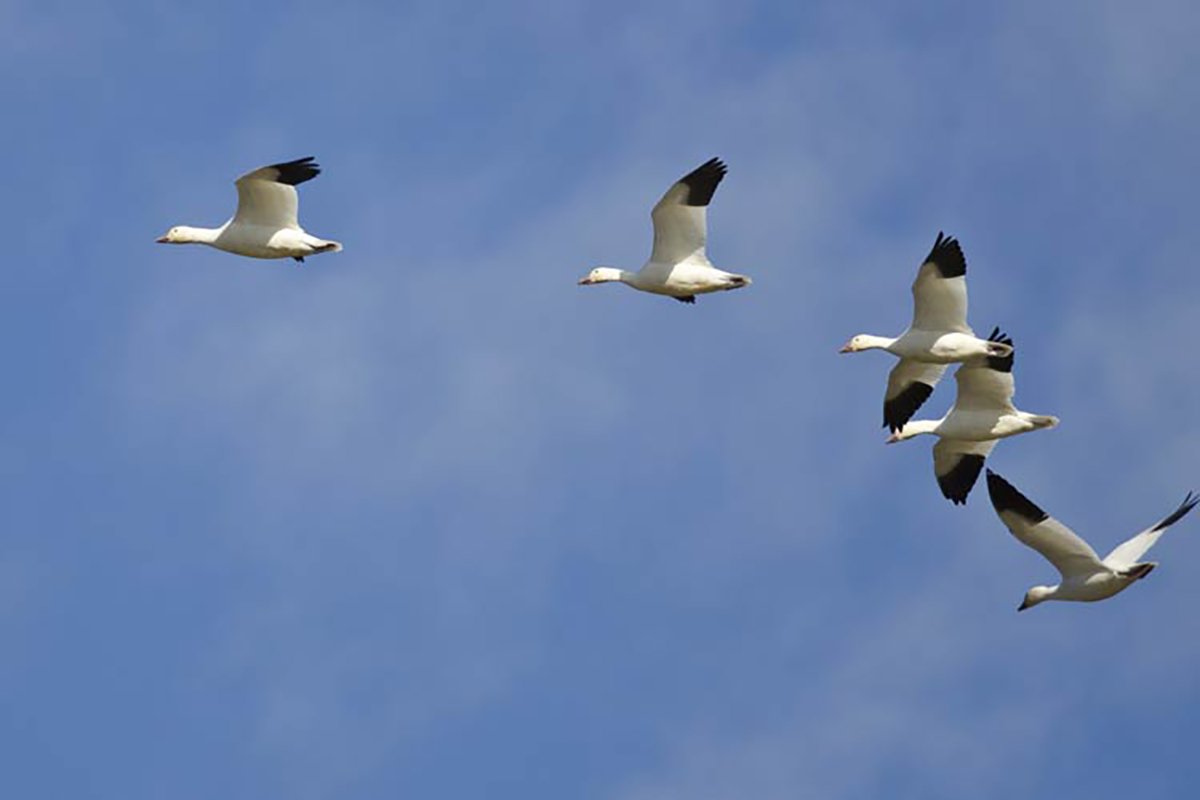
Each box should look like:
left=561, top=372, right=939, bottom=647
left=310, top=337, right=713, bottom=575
left=986, top=471, right=1105, bottom=579
left=884, top=359, right=948, bottom=433
left=1103, top=492, right=1199, bottom=570
left=933, top=438, right=996, bottom=505
left=232, top=156, right=321, bottom=230
left=650, top=158, right=726, bottom=265
left=950, top=329, right=1016, bottom=412
left=911, top=232, right=970, bottom=333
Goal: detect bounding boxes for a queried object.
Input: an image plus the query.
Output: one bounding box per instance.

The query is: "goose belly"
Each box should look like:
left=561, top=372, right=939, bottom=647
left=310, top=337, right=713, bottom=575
left=938, top=411, right=1030, bottom=441
left=1059, top=573, right=1129, bottom=602
left=639, top=262, right=740, bottom=296
left=215, top=226, right=309, bottom=259
left=892, top=331, right=983, bottom=362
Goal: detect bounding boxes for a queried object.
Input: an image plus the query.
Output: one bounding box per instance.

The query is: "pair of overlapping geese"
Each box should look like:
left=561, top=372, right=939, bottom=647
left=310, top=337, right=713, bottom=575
left=157, top=156, right=1195, bottom=611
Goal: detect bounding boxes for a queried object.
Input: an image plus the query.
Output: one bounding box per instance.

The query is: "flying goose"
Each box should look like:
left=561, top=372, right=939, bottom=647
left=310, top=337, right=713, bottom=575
left=577, top=158, right=751, bottom=303
left=840, top=233, right=1012, bottom=432
left=157, top=156, right=342, bottom=263
left=987, top=470, right=1198, bottom=610
left=887, top=329, right=1058, bottom=504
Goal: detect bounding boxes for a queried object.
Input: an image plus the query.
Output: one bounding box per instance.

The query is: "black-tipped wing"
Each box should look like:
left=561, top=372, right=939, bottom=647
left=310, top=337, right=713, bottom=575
left=262, top=156, right=320, bottom=185
left=1103, top=491, right=1199, bottom=570
left=982, top=327, right=1014, bottom=372
left=650, top=158, right=727, bottom=264
left=933, top=439, right=995, bottom=504
left=233, top=157, right=322, bottom=229
left=1151, top=492, right=1200, bottom=531
left=673, top=157, right=727, bottom=207
left=951, top=333, right=1016, bottom=412
left=924, top=231, right=966, bottom=279
left=986, top=470, right=1105, bottom=578
left=884, top=359, right=947, bottom=433
left=911, top=232, right=970, bottom=333
left=986, top=469, right=1048, bottom=523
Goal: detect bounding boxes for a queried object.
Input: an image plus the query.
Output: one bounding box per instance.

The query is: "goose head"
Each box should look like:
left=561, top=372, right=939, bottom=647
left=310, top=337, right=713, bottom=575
left=156, top=226, right=198, bottom=244
left=577, top=267, right=624, bottom=286
left=839, top=334, right=892, bottom=354
left=1018, top=586, right=1053, bottom=611
left=884, top=420, right=939, bottom=443
left=840, top=335, right=866, bottom=353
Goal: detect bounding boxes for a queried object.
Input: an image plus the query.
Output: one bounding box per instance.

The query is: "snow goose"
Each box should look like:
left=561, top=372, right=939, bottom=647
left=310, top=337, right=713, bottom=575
left=577, top=158, right=751, bottom=303
left=157, top=156, right=342, bottom=262
left=986, top=470, right=1198, bottom=610
left=840, top=233, right=1013, bottom=432
left=887, top=329, right=1058, bottom=504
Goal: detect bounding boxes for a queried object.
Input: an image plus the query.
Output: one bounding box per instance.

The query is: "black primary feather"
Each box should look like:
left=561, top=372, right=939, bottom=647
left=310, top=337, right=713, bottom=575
left=1150, top=491, right=1200, bottom=532
left=883, top=382, right=933, bottom=433
left=938, top=454, right=986, bottom=505
left=267, top=156, right=321, bottom=186
left=924, top=231, right=967, bottom=279
left=985, top=326, right=1015, bottom=373
left=673, top=295, right=697, bottom=304
left=676, top=158, right=727, bottom=207
left=986, top=470, right=1049, bottom=523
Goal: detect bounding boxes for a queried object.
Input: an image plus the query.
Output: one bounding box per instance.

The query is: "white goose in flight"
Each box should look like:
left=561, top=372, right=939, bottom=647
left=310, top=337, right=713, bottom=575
left=578, top=158, right=751, bottom=303
left=987, top=470, right=1198, bottom=611
left=887, top=329, right=1058, bottom=505
left=157, top=156, right=342, bottom=263
left=840, top=233, right=1012, bottom=432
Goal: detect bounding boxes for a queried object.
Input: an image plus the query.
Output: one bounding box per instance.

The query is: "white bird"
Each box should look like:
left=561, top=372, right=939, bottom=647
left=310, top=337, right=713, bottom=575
left=886, top=329, right=1058, bottom=504
left=986, top=470, right=1198, bottom=611
left=577, top=158, right=751, bottom=303
left=840, top=233, right=1012, bottom=432
left=157, top=156, right=342, bottom=263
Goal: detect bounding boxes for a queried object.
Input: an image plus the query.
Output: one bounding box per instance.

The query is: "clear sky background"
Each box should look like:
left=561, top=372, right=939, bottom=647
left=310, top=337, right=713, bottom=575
left=2, top=0, right=1199, bottom=797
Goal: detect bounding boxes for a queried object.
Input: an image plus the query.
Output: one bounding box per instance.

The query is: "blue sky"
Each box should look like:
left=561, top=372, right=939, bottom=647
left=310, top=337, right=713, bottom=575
left=2, top=0, right=1200, bottom=797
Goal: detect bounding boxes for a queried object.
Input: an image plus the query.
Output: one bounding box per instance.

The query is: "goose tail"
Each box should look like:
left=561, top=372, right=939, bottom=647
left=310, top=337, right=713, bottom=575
left=1122, top=562, right=1157, bottom=581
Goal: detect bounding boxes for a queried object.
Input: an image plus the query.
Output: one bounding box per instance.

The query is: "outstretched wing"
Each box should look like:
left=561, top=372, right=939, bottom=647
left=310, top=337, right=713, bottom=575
left=884, top=359, right=948, bottom=433
left=233, top=156, right=321, bottom=229
left=911, top=232, right=970, bottom=333
left=986, top=470, right=1105, bottom=579
left=1103, top=491, right=1199, bottom=570
left=650, top=158, right=726, bottom=265
left=933, top=438, right=996, bottom=504
left=951, top=329, right=1016, bottom=412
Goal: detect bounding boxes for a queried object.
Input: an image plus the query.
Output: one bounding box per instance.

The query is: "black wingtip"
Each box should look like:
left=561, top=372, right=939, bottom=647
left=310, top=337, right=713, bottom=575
left=984, top=327, right=1015, bottom=373
left=883, top=382, right=934, bottom=433
left=924, top=231, right=966, bottom=278
left=937, top=454, right=986, bottom=505
left=269, top=156, right=321, bottom=186
left=1150, top=491, right=1200, bottom=532
left=677, top=158, right=727, bottom=207
left=986, top=470, right=1049, bottom=523
left=673, top=295, right=697, bottom=304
